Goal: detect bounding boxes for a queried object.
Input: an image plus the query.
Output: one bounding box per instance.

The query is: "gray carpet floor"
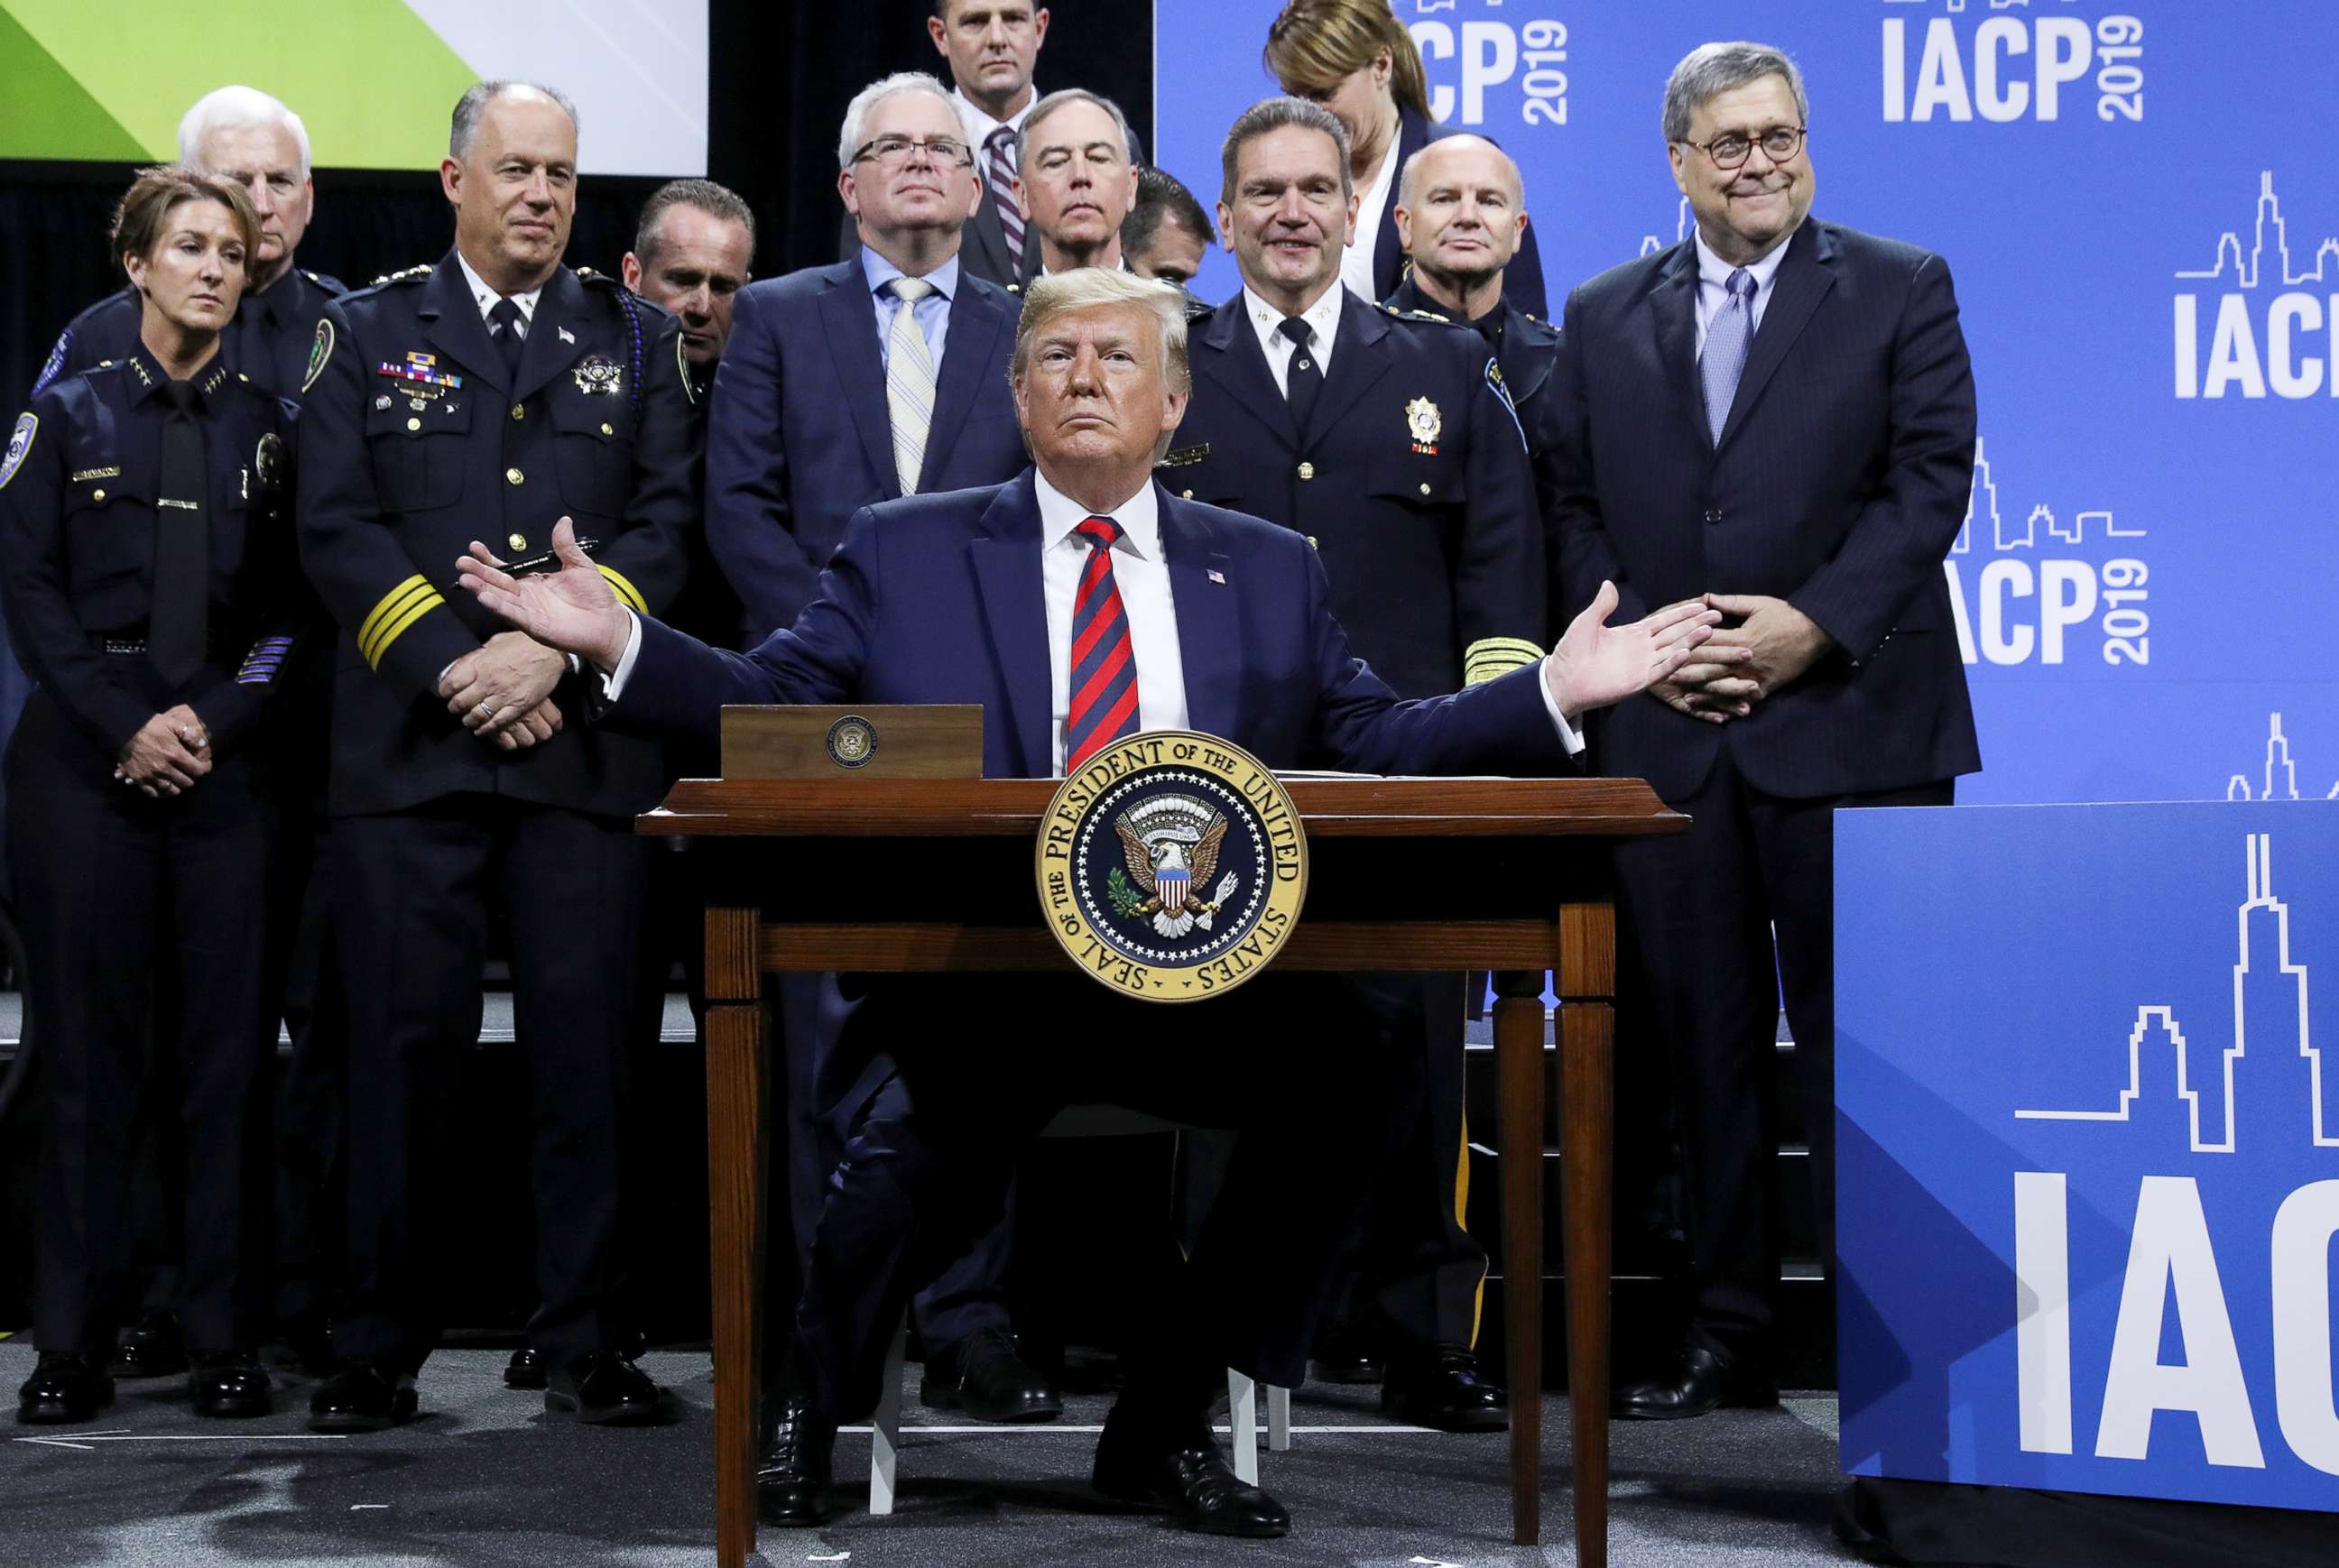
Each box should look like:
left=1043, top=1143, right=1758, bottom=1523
left=0, top=1342, right=1858, bottom=1566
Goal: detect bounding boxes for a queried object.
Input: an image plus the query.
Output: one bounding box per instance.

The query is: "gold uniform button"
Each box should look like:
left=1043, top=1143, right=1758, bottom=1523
left=406, top=417, right=421, bottom=431
left=599, top=421, right=613, bottom=437
left=511, top=404, right=526, bottom=421
left=92, top=488, right=106, bottom=502
left=1297, top=461, right=1315, bottom=481
left=507, top=533, right=528, bottom=552
left=1419, top=482, right=1431, bottom=496
left=1306, top=535, right=1318, bottom=549
left=1181, top=488, right=1194, bottom=499
left=505, top=467, right=525, bottom=485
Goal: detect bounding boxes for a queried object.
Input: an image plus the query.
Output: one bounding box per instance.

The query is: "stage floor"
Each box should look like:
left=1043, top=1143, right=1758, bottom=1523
left=0, top=1340, right=1855, bottom=1565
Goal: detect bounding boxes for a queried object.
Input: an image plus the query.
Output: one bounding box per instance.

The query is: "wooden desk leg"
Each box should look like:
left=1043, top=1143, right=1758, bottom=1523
left=1560, top=1001, right=1614, bottom=1568
left=704, top=906, right=764, bottom=1568
left=1491, top=969, right=1547, bottom=1547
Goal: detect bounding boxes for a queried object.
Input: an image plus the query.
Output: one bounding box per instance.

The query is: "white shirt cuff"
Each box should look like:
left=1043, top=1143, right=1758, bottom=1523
left=1535, top=657, right=1587, bottom=756
left=600, top=611, right=643, bottom=701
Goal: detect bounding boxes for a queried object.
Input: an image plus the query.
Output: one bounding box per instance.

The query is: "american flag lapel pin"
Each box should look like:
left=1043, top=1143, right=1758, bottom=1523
left=1206, top=567, right=1225, bottom=585
left=557, top=326, right=576, bottom=345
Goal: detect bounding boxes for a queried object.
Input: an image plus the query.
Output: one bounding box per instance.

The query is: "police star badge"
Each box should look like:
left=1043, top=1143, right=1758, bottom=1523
left=1406, top=395, right=1442, bottom=455
left=1038, top=732, right=1308, bottom=1002
left=254, top=432, right=286, bottom=487
left=573, top=355, right=623, bottom=396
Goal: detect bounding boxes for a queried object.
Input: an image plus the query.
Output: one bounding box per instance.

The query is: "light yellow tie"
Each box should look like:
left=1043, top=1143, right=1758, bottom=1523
left=886, top=277, right=937, bottom=494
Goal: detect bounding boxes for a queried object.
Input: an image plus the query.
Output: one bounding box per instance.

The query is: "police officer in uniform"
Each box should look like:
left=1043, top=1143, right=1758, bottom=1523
left=1167, top=98, right=1542, bottom=1432
left=5, top=168, right=308, bottom=1425
left=296, top=80, right=698, bottom=1432
left=34, top=87, right=347, bottom=403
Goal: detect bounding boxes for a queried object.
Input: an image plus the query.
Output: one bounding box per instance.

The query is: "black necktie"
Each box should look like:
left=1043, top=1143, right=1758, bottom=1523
left=1278, top=316, right=1321, bottom=434
left=489, top=296, right=526, bottom=378
left=149, top=380, right=209, bottom=687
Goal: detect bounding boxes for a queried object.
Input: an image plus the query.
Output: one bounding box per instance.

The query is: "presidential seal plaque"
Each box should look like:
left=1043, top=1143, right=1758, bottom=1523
left=1037, top=731, right=1307, bottom=1002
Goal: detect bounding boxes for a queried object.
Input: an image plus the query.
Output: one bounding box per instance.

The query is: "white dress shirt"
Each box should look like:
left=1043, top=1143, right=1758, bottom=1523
left=1241, top=281, right=1345, bottom=399
left=1340, top=138, right=1399, bottom=306
left=454, top=249, right=543, bottom=337
left=952, top=86, right=1035, bottom=153
left=1690, top=225, right=1793, bottom=356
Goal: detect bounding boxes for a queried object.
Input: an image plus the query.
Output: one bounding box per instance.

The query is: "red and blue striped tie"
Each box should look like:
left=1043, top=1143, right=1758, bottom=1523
left=1065, top=515, right=1141, bottom=772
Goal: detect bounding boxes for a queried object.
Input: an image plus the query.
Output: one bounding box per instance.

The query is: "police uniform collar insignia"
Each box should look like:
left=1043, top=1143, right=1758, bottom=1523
left=1406, top=395, right=1442, bottom=453
left=200, top=363, right=228, bottom=396
left=1039, top=732, right=1308, bottom=1002
left=573, top=355, right=623, bottom=396
left=0, top=413, right=34, bottom=492
left=303, top=318, right=336, bottom=394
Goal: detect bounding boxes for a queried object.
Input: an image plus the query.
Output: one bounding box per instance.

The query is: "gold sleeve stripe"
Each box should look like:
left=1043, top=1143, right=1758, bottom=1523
left=357, top=575, right=445, bottom=668
left=597, top=563, right=647, bottom=615
left=1464, top=635, right=1544, bottom=685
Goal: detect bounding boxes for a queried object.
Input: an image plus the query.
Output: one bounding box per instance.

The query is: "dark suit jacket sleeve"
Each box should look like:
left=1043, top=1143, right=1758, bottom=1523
left=613, top=503, right=878, bottom=746
left=295, top=308, right=482, bottom=699
left=705, top=285, right=819, bottom=642
left=1458, top=354, right=1548, bottom=679
left=589, top=308, right=699, bottom=620
left=1786, top=254, right=1977, bottom=662
left=0, top=388, right=154, bottom=755
left=1542, top=286, right=1649, bottom=628
left=1300, top=540, right=1573, bottom=778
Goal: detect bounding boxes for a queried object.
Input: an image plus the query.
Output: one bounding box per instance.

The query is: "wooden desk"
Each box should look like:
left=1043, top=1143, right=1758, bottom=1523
left=643, top=774, right=1686, bottom=1566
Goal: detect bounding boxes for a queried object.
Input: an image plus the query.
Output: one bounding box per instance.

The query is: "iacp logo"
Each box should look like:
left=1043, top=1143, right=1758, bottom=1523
left=1880, top=1, right=2146, bottom=124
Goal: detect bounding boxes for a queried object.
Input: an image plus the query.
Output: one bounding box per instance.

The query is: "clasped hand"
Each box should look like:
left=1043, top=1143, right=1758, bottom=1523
left=116, top=705, right=210, bottom=797
left=1652, top=593, right=1831, bottom=725
left=439, top=631, right=567, bottom=750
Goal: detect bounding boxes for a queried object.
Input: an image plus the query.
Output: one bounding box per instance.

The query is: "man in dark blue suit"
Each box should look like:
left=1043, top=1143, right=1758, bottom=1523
left=1546, top=43, right=1981, bottom=1419
left=458, top=269, right=1722, bottom=1536
left=704, top=69, right=1042, bottom=1425
left=707, top=70, right=1025, bottom=645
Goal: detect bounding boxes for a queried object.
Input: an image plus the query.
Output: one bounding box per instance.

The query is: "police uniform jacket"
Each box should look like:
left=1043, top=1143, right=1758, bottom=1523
left=1165, top=286, right=1545, bottom=700
left=1382, top=273, right=1560, bottom=460
left=297, top=252, right=699, bottom=817
left=1, top=350, right=306, bottom=764
left=35, top=267, right=349, bottom=403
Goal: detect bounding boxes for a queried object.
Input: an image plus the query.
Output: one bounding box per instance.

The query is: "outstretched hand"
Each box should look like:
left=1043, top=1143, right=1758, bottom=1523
left=1543, top=583, right=1733, bottom=719
left=455, top=518, right=633, bottom=672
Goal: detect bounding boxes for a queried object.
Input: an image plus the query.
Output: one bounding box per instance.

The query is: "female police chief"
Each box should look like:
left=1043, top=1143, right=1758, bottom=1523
left=4, top=165, right=309, bottom=1424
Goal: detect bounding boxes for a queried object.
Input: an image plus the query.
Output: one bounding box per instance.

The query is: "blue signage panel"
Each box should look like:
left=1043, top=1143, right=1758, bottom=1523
left=1153, top=2, right=2339, bottom=807
left=1837, top=801, right=2339, bottom=1510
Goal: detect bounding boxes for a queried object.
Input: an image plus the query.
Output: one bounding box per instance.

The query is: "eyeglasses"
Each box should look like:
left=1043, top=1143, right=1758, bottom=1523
left=851, top=134, right=975, bottom=169
left=1679, top=125, right=1806, bottom=170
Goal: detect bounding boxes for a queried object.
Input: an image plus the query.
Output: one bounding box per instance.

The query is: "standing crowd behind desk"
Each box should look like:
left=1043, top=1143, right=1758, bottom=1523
left=3, top=5, right=1977, bottom=1542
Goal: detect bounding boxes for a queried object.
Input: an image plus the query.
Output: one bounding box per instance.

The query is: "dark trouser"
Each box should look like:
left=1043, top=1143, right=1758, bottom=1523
left=330, top=797, right=646, bottom=1370
left=763, top=973, right=1012, bottom=1394
left=10, top=690, right=282, bottom=1357
left=1612, top=750, right=1952, bottom=1361
left=272, top=807, right=346, bottom=1329
left=790, top=973, right=1407, bottom=1424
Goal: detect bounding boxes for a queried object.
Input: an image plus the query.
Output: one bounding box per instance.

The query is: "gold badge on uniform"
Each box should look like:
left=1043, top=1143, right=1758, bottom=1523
left=1405, top=395, right=1442, bottom=456
left=572, top=355, right=623, bottom=396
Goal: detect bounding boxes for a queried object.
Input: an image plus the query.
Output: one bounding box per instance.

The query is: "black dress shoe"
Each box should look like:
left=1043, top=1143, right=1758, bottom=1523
left=545, top=1349, right=670, bottom=1426
left=17, top=1352, right=116, bottom=1425
left=308, top=1360, right=418, bottom=1433
left=919, top=1326, right=1062, bottom=1423
left=190, top=1350, right=273, bottom=1418
left=112, top=1311, right=187, bottom=1379
left=1306, top=1317, right=1383, bottom=1386
left=504, top=1347, right=547, bottom=1390
left=757, top=1396, right=837, bottom=1526
left=1382, top=1344, right=1509, bottom=1433
left=1613, top=1342, right=1779, bottom=1421
left=1093, top=1406, right=1290, bottom=1538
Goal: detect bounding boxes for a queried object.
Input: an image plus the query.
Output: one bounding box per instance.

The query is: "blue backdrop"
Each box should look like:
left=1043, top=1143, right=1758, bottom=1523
left=1153, top=0, right=2339, bottom=807
left=1837, top=802, right=2339, bottom=1510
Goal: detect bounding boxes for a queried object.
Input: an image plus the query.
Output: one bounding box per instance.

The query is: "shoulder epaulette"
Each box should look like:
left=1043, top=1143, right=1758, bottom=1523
left=366, top=263, right=433, bottom=288
left=1381, top=302, right=1457, bottom=326
left=302, top=268, right=350, bottom=297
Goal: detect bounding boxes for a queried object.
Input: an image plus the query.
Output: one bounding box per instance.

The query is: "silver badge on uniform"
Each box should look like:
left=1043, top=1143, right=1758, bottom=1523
left=572, top=355, right=623, bottom=396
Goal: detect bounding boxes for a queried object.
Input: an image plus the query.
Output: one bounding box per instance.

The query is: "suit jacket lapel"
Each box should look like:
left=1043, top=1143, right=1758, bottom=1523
left=1646, top=240, right=1705, bottom=447
left=1160, top=489, right=1241, bottom=742
left=420, top=253, right=506, bottom=395
left=512, top=266, right=589, bottom=406
left=1307, top=292, right=1392, bottom=445
left=968, top=473, right=1051, bottom=776
left=814, top=261, right=899, bottom=493
left=920, top=281, right=1004, bottom=490
left=1195, top=299, right=1298, bottom=449
left=1717, top=220, right=1835, bottom=451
